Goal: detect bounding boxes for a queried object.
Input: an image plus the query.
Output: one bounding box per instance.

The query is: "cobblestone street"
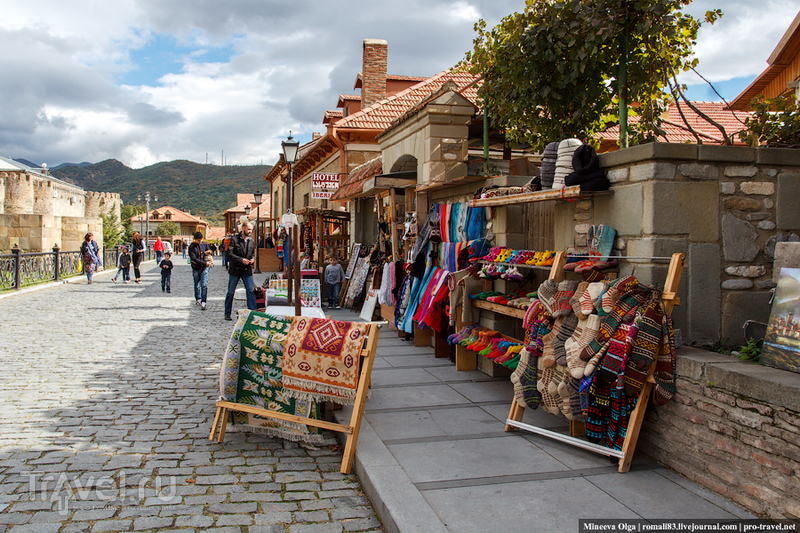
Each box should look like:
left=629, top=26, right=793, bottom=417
left=0, top=259, right=383, bottom=533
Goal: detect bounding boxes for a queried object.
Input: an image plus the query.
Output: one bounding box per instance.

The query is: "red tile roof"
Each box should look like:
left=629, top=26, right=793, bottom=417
left=354, top=73, right=429, bottom=89
left=334, top=69, right=481, bottom=131
left=330, top=157, right=382, bottom=202
left=141, top=206, right=209, bottom=226
left=597, top=101, right=751, bottom=146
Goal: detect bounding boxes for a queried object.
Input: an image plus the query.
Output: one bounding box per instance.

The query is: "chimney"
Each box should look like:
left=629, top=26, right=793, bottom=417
left=312, top=132, right=321, bottom=140
left=361, top=39, right=388, bottom=109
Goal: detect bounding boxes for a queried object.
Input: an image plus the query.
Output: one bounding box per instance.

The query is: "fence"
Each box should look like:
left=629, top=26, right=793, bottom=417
left=0, top=245, right=152, bottom=291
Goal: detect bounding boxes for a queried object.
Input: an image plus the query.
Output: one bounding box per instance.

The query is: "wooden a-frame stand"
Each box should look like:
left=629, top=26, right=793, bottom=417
left=209, top=322, right=382, bottom=475
left=505, top=251, right=685, bottom=473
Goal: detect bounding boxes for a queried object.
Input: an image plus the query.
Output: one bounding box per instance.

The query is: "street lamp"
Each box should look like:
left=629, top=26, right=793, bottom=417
left=137, top=192, right=158, bottom=258
left=281, top=133, right=300, bottom=311
left=253, top=191, right=263, bottom=273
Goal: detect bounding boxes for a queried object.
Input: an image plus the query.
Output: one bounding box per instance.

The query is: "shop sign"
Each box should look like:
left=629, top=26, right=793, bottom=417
left=312, top=173, right=339, bottom=189
left=312, top=190, right=334, bottom=199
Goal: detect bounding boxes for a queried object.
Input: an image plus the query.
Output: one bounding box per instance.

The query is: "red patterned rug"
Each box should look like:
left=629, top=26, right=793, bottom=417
left=282, top=317, right=370, bottom=405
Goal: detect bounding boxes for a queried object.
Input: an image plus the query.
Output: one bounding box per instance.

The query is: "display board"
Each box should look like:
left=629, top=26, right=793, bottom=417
left=761, top=267, right=800, bottom=374
left=268, top=279, right=322, bottom=308
left=359, top=289, right=379, bottom=322
left=345, top=243, right=361, bottom=279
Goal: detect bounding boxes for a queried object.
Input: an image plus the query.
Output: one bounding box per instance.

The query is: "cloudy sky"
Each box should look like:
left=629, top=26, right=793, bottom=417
left=0, top=0, right=796, bottom=169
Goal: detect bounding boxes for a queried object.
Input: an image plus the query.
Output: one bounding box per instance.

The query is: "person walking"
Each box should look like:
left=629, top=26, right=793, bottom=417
left=80, top=232, right=102, bottom=284
left=224, top=222, right=256, bottom=321
left=189, top=231, right=211, bottom=310
left=131, top=232, right=144, bottom=283
left=154, top=236, right=164, bottom=264
left=112, top=246, right=132, bottom=283
left=324, top=255, right=345, bottom=309
left=182, top=240, right=188, bottom=260
left=160, top=252, right=174, bottom=293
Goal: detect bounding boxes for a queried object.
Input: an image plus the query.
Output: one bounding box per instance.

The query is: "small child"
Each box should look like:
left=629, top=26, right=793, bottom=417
left=324, top=256, right=345, bottom=309
left=160, top=252, right=174, bottom=293
left=112, top=247, right=132, bottom=283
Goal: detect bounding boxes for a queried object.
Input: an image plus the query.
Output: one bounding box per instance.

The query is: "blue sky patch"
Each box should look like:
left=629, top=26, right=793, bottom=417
left=683, top=75, right=755, bottom=103
left=121, top=34, right=234, bottom=87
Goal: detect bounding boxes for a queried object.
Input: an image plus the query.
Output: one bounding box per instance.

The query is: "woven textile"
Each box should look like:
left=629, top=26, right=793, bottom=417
left=219, top=310, right=323, bottom=443
left=282, top=318, right=370, bottom=405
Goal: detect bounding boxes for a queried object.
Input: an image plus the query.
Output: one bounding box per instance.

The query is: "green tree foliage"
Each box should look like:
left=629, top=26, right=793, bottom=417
left=101, top=211, right=123, bottom=248
left=740, top=95, right=800, bottom=147
left=463, top=0, right=721, bottom=150
left=155, top=221, right=180, bottom=236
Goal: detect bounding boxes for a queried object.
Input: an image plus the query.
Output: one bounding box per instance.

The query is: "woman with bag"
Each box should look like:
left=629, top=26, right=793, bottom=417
left=131, top=232, right=145, bottom=283
left=80, top=232, right=102, bottom=284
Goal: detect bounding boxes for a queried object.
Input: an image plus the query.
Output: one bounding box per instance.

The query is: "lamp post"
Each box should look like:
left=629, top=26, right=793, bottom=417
left=281, top=134, right=300, bottom=311
left=253, top=191, right=263, bottom=273
left=137, top=192, right=158, bottom=258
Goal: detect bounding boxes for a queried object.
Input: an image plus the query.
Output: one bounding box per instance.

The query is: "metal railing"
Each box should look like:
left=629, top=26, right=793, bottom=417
left=0, top=245, right=152, bottom=291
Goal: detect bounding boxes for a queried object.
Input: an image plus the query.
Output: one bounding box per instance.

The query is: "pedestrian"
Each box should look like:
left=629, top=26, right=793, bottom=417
left=154, top=236, right=164, bottom=264
left=189, top=231, right=211, bottom=310
left=112, top=246, right=132, bottom=283
left=224, top=222, right=256, bottom=321
left=222, top=234, right=231, bottom=269
left=131, top=232, right=144, bottom=283
left=324, top=255, right=345, bottom=309
left=160, top=252, right=174, bottom=293
left=182, top=240, right=188, bottom=260
left=80, top=232, right=102, bottom=284
left=210, top=243, right=217, bottom=256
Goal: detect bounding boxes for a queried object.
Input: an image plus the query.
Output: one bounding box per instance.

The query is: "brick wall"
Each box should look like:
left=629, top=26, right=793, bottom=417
left=638, top=347, right=800, bottom=520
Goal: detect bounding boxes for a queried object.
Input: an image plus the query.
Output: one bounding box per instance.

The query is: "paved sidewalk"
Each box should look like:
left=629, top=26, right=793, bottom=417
left=0, top=259, right=383, bottom=533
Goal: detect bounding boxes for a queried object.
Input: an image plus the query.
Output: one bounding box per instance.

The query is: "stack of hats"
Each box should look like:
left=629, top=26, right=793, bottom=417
left=540, top=141, right=559, bottom=189
left=554, top=138, right=583, bottom=188
left=565, top=144, right=611, bottom=192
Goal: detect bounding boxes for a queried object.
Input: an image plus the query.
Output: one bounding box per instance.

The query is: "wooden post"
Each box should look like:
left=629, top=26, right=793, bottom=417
left=294, top=225, right=302, bottom=316
left=389, top=188, right=399, bottom=260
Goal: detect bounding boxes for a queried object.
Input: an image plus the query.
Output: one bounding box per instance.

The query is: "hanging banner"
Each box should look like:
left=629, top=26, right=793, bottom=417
left=312, top=173, right=339, bottom=190
left=312, top=190, right=335, bottom=199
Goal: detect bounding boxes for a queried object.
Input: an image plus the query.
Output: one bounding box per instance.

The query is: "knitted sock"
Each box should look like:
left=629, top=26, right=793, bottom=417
left=468, top=330, right=499, bottom=352
left=537, top=359, right=560, bottom=415
left=565, top=314, right=600, bottom=378
left=540, top=318, right=563, bottom=368
left=459, top=327, right=485, bottom=347
left=623, top=298, right=664, bottom=396
left=553, top=280, right=579, bottom=317
left=580, top=288, right=646, bottom=363
left=510, top=346, right=529, bottom=400
left=488, top=340, right=513, bottom=359
left=652, top=314, right=676, bottom=406
left=601, top=287, right=622, bottom=314
left=553, top=313, right=578, bottom=366
left=558, top=374, right=584, bottom=421
left=518, top=348, right=541, bottom=409
left=585, top=375, right=611, bottom=443
left=584, top=338, right=611, bottom=377
left=580, top=282, right=605, bottom=317
left=547, top=365, right=568, bottom=415
left=537, top=279, right=558, bottom=316
left=503, top=353, right=521, bottom=369
left=570, top=281, right=589, bottom=318
left=480, top=337, right=503, bottom=357
left=597, top=322, right=635, bottom=384
left=496, top=344, right=522, bottom=364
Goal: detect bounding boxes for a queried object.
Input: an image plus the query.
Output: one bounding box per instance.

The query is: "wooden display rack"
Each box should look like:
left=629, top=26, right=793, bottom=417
left=209, top=322, right=382, bottom=475
left=504, top=251, right=685, bottom=473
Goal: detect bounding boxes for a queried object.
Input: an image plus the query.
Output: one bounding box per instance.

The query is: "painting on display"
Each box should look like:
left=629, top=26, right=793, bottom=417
left=268, top=279, right=322, bottom=308
left=761, top=267, right=800, bottom=374
left=344, top=258, right=370, bottom=308
left=344, top=243, right=361, bottom=279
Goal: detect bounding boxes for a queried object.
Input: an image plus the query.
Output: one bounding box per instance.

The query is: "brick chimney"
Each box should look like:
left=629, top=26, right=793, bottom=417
left=361, top=39, right=388, bottom=109
left=312, top=132, right=321, bottom=140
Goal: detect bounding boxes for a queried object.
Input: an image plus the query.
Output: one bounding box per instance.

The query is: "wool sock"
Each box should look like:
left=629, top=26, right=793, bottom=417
left=584, top=338, right=611, bottom=377
left=580, top=288, right=646, bottom=363
left=540, top=317, right=563, bottom=368
left=558, top=374, right=584, bottom=421
left=537, top=279, right=559, bottom=316
left=503, top=353, right=522, bottom=369
left=652, top=314, right=676, bottom=406
left=480, top=337, right=502, bottom=357
left=585, top=374, right=611, bottom=444
left=553, top=313, right=578, bottom=366
left=597, top=322, right=635, bottom=384
left=537, top=358, right=560, bottom=415
left=565, top=314, right=600, bottom=378
left=519, top=348, right=542, bottom=409
left=496, top=344, right=522, bottom=364
left=570, top=281, right=589, bottom=318
left=580, top=282, right=605, bottom=317
left=547, top=364, right=568, bottom=415
left=623, top=298, right=664, bottom=396
left=553, top=280, right=579, bottom=317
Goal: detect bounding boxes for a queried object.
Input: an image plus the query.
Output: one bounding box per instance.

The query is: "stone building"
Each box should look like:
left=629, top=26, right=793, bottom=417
left=0, top=156, right=121, bottom=251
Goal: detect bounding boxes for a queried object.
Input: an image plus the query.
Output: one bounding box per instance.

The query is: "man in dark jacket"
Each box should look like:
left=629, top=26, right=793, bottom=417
left=224, top=222, right=257, bottom=320
left=189, top=231, right=211, bottom=310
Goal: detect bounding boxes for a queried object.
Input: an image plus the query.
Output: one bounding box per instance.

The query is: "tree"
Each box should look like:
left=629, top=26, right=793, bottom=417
left=101, top=211, right=123, bottom=248
left=740, top=95, right=800, bottom=147
left=155, top=221, right=180, bottom=236
left=463, top=0, right=721, bottom=151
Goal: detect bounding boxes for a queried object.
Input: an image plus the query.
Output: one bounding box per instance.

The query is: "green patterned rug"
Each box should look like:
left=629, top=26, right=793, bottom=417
left=219, top=310, right=323, bottom=443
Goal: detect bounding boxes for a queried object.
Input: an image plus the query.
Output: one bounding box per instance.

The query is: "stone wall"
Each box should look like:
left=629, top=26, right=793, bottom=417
left=552, top=144, right=800, bottom=347
left=0, top=214, right=102, bottom=252
left=639, top=348, right=800, bottom=520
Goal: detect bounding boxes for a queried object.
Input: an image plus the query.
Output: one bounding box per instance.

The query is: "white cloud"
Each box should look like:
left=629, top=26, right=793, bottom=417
left=0, top=0, right=794, bottom=168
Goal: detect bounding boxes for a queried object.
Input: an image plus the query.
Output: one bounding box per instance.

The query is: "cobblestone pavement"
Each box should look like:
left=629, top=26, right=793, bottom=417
left=0, top=259, right=384, bottom=533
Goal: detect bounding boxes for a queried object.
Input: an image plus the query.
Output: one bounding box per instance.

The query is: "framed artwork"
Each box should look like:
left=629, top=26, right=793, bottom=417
left=268, top=279, right=322, bottom=308
left=345, top=243, right=361, bottom=279
left=761, top=267, right=800, bottom=374
left=359, top=289, right=379, bottom=322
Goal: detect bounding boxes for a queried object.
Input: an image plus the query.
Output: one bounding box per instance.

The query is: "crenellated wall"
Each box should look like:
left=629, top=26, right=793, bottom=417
left=4, top=172, right=35, bottom=214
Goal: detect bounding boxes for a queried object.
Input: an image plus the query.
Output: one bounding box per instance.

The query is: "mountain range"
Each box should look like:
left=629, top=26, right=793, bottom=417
left=49, top=159, right=272, bottom=225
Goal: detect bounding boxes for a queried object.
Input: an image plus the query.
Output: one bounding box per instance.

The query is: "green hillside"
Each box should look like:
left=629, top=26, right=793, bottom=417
left=52, top=159, right=272, bottom=225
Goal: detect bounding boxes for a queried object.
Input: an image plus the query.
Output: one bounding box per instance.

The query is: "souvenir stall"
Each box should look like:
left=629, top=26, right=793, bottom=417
left=295, top=208, right=350, bottom=270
